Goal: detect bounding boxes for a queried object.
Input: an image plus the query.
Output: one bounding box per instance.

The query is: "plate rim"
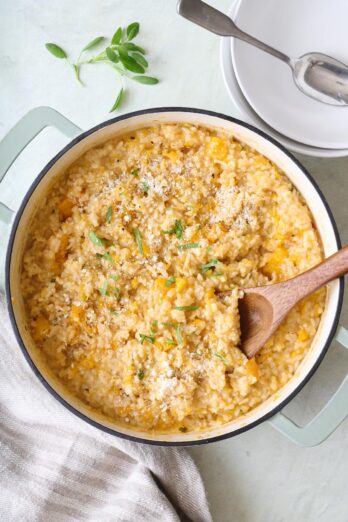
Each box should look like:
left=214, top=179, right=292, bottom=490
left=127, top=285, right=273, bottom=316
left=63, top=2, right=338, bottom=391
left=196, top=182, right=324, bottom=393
left=230, top=0, right=348, bottom=150
left=220, top=5, right=348, bottom=157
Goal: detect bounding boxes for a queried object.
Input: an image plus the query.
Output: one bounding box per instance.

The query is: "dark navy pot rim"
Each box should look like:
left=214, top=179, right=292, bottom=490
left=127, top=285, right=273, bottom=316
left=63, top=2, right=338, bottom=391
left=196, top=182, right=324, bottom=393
left=5, top=107, right=344, bottom=446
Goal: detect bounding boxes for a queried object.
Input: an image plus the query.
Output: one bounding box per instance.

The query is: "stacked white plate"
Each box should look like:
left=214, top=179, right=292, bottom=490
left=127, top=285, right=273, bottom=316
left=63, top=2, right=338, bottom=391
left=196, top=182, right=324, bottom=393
left=220, top=0, right=348, bottom=157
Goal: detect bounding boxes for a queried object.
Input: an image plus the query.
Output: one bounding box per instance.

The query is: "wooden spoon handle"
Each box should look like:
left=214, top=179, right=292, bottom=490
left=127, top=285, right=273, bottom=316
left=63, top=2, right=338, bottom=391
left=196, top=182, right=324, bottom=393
left=284, top=245, right=348, bottom=301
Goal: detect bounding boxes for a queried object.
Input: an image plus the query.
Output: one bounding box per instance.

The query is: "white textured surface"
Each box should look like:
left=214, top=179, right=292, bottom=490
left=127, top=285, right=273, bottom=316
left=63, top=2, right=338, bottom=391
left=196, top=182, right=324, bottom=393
left=0, top=1, right=348, bottom=521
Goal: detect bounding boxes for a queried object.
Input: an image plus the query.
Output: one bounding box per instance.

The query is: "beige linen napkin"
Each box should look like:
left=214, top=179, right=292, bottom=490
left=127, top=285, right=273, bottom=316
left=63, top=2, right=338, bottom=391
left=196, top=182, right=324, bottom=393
left=0, top=298, right=212, bottom=522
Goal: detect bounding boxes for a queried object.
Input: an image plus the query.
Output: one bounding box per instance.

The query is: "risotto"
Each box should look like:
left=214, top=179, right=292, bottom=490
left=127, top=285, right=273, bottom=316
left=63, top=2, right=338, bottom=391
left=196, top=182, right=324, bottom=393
left=20, top=123, right=325, bottom=433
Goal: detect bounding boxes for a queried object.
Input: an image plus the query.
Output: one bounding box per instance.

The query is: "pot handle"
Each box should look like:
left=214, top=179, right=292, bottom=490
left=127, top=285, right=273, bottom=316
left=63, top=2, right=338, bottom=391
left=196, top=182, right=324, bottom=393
left=0, top=106, right=81, bottom=224
left=0, top=107, right=81, bottom=290
left=269, top=325, right=348, bottom=446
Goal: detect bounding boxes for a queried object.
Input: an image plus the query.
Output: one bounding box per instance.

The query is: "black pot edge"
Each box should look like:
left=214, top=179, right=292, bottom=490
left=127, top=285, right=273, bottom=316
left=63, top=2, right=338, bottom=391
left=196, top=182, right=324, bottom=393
left=5, top=106, right=344, bottom=446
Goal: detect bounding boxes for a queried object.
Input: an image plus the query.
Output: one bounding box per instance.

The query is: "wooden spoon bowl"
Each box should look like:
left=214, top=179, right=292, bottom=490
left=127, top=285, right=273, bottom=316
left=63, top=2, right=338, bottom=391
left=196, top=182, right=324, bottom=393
left=237, top=246, right=348, bottom=358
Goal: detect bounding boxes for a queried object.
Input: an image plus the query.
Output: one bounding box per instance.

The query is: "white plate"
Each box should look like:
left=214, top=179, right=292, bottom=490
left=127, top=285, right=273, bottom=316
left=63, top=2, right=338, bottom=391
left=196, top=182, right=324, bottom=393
left=231, top=0, right=348, bottom=149
left=220, top=33, right=348, bottom=157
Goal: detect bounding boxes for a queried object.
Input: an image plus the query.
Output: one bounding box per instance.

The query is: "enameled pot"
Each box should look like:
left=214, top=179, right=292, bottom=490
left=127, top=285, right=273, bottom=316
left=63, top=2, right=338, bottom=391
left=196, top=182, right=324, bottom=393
left=1, top=106, right=347, bottom=446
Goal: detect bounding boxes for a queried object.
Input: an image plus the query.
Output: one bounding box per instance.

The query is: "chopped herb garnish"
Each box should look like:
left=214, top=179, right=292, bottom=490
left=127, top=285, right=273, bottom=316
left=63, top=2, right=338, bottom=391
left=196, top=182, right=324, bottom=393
left=110, top=309, right=119, bottom=316
left=200, top=259, right=219, bottom=274
left=109, top=274, right=119, bottom=281
left=102, top=252, right=115, bottom=264
left=150, top=320, right=158, bottom=334
left=162, top=321, right=175, bottom=328
left=176, top=324, right=183, bottom=345
left=131, top=169, right=139, bottom=177
left=97, top=252, right=114, bottom=263
left=133, top=228, right=144, bottom=256
left=114, top=288, right=121, bottom=301
left=165, top=338, right=176, bottom=345
left=214, top=352, right=228, bottom=365
left=174, top=220, right=184, bottom=239
left=174, top=304, right=199, bottom=312
left=105, top=205, right=113, bottom=223
left=89, top=231, right=106, bottom=247
left=139, top=333, right=155, bottom=344
left=209, top=272, right=223, bottom=278
left=99, top=280, right=109, bottom=296
left=177, top=243, right=200, bottom=250
left=137, top=369, right=145, bottom=380
left=162, top=219, right=184, bottom=239
left=165, top=276, right=176, bottom=287
left=140, top=181, right=150, bottom=194
left=179, top=426, right=188, bottom=433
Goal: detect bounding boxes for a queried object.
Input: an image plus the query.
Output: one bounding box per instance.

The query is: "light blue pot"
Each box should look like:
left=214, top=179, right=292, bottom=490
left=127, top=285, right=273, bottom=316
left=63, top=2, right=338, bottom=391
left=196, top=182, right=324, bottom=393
left=1, top=106, right=347, bottom=446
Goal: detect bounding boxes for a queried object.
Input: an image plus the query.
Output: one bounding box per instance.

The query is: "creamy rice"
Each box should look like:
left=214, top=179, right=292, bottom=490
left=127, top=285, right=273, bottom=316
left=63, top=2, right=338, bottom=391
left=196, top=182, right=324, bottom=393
left=20, top=124, right=325, bottom=433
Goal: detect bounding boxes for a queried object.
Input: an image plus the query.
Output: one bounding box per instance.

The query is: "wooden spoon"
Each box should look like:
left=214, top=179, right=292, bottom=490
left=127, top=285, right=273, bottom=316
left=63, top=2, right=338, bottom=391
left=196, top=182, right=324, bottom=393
left=237, top=246, right=348, bottom=359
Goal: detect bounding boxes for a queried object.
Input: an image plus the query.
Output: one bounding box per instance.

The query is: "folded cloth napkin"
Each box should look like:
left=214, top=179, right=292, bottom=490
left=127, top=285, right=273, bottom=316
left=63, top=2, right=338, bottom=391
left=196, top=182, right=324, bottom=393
left=0, top=298, right=212, bottom=522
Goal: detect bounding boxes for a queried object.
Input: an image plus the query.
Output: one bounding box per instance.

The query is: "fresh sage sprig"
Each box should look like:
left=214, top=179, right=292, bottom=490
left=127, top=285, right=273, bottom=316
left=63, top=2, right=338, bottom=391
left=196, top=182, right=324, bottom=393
left=74, top=36, right=106, bottom=83
left=45, top=22, right=159, bottom=112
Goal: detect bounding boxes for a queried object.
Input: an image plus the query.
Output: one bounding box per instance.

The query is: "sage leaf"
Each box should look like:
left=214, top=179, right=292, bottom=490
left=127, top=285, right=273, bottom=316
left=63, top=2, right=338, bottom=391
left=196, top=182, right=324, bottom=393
left=118, top=47, right=129, bottom=60
left=126, top=22, right=140, bottom=41
left=45, top=43, right=67, bottom=59
left=132, top=75, right=159, bottom=85
left=88, top=50, right=108, bottom=63
left=106, top=47, right=119, bottom=63
left=73, top=64, right=82, bottom=84
left=109, top=88, right=124, bottom=112
left=119, top=52, right=145, bottom=74
left=111, top=27, right=123, bottom=45
left=122, top=42, right=146, bottom=54
left=131, top=52, right=148, bottom=68
left=82, top=36, right=105, bottom=52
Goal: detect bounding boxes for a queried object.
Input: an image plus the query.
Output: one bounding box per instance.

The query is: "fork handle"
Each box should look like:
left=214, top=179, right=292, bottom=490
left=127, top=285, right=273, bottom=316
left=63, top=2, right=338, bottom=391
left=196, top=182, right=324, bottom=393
left=177, top=0, right=290, bottom=64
